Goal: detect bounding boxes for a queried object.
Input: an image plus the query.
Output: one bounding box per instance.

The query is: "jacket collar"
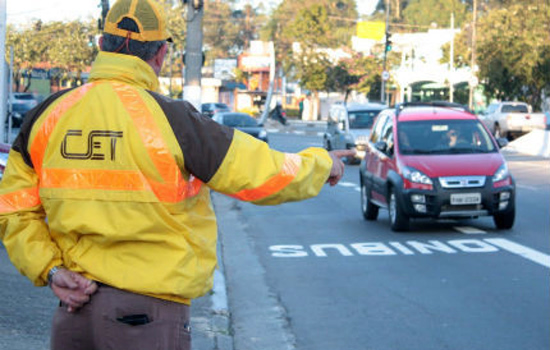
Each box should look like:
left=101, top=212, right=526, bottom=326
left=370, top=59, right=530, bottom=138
left=89, top=51, right=159, bottom=92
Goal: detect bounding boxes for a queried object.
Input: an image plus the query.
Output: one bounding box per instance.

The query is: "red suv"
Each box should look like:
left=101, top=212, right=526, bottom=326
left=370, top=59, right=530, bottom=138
left=359, top=102, right=515, bottom=231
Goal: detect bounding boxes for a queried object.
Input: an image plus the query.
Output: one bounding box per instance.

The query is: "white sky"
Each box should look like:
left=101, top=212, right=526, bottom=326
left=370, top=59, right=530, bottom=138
left=6, top=0, right=378, bottom=25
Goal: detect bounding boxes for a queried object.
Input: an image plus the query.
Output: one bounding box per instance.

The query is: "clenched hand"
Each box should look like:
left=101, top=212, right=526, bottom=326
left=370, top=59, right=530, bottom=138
left=50, top=268, right=98, bottom=313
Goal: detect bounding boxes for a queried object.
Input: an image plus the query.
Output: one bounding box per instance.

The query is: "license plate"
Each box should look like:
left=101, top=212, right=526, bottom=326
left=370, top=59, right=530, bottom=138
left=450, top=193, right=481, bottom=205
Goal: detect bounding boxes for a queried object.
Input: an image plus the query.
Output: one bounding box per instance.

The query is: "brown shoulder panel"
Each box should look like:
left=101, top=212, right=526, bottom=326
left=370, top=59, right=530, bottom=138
left=147, top=92, right=234, bottom=183
left=11, top=88, right=76, bottom=168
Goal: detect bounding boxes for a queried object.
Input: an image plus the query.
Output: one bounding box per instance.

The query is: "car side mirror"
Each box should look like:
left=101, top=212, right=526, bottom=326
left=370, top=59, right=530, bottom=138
left=496, top=137, right=509, bottom=148
left=338, top=121, right=346, bottom=130
left=374, top=141, right=387, bottom=153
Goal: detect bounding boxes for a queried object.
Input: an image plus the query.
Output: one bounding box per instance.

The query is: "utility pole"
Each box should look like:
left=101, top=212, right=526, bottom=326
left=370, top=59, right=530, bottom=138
left=381, top=0, right=390, bottom=104
left=468, top=0, right=478, bottom=110
left=99, top=0, right=110, bottom=30
left=449, top=12, right=454, bottom=103
left=0, top=0, right=7, bottom=143
left=183, top=0, right=204, bottom=110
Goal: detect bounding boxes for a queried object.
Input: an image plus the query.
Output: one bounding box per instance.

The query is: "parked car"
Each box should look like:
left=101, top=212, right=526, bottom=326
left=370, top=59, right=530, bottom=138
left=479, top=101, right=547, bottom=139
left=212, top=112, right=268, bottom=143
left=7, top=92, right=42, bottom=127
left=0, top=142, right=11, bottom=180
left=323, top=102, right=386, bottom=163
left=201, top=102, right=230, bottom=118
left=359, top=101, right=515, bottom=231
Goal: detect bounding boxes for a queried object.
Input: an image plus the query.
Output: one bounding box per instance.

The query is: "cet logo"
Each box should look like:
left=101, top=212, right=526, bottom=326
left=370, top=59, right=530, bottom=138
left=61, top=130, right=123, bottom=161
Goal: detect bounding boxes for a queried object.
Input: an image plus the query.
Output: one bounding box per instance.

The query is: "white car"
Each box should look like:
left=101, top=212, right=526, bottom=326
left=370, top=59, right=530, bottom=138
left=323, top=102, right=387, bottom=163
left=479, top=101, right=546, bottom=139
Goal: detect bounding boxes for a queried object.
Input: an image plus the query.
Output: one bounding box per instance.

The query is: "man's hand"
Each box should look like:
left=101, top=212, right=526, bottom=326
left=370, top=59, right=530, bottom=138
left=327, top=149, right=356, bottom=186
left=50, top=268, right=98, bottom=313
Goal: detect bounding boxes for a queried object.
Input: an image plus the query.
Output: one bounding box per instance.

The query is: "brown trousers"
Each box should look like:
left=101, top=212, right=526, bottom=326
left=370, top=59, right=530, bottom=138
left=51, top=283, right=191, bottom=350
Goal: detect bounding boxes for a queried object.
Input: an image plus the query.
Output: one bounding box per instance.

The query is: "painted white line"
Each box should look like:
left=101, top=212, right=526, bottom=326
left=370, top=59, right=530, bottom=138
left=293, top=130, right=306, bottom=135
left=516, top=184, right=539, bottom=191
left=317, top=132, right=325, bottom=137
left=454, top=226, right=487, bottom=235
left=484, top=238, right=550, bottom=268
left=338, top=181, right=357, bottom=188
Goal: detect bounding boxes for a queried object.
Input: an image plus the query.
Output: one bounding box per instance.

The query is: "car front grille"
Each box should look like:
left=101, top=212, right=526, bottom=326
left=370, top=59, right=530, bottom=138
left=438, top=176, right=486, bottom=189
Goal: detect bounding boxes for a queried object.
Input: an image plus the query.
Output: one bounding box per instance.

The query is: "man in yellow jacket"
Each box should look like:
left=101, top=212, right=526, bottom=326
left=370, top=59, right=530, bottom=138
left=0, top=0, right=354, bottom=349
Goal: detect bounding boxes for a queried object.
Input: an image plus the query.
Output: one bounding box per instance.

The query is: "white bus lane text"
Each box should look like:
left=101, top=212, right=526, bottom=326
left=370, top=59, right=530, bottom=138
left=269, top=238, right=550, bottom=269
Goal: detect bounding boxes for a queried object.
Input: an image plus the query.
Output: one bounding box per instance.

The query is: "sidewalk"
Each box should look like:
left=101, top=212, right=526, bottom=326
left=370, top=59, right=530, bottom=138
left=191, top=242, right=233, bottom=350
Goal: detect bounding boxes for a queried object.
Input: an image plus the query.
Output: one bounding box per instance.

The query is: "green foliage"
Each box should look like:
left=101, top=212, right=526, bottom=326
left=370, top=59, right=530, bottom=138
left=325, top=53, right=383, bottom=100
left=476, top=2, right=550, bottom=108
left=403, top=0, right=469, bottom=28
left=6, top=20, right=98, bottom=91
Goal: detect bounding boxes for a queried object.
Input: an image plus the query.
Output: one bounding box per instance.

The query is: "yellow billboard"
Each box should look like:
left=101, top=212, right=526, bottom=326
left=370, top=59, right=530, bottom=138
left=357, top=21, right=386, bottom=41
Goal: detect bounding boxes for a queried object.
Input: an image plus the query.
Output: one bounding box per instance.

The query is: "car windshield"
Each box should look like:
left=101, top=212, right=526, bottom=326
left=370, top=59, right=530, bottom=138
left=397, top=119, right=497, bottom=155
left=348, top=110, right=382, bottom=129
left=501, top=104, right=528, bottom=113
left=223, top=114, right=258, bottom=127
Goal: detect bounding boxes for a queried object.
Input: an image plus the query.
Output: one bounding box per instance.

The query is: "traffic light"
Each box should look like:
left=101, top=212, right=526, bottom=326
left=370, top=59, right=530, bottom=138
left=385, top=32, right=392, bottom=53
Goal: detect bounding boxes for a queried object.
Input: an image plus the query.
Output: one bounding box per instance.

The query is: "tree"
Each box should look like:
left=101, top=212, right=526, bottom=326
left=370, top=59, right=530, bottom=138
left=325, top=53, right=383, bottom=102
left=284, top=4, right=335, bottom=119
left=476, top=2, right=550, bottom=109
left=402, top=0, right=469, bottom=28
left=6, top=20, right=97, bottom=92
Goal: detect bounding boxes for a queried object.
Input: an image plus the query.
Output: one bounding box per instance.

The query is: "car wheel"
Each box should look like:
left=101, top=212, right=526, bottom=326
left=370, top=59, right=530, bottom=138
left=389, top=187, right=409, bottom=231
left=493, top=208, right=515, bottom=230
left=360, top=179, right=379, bottom=221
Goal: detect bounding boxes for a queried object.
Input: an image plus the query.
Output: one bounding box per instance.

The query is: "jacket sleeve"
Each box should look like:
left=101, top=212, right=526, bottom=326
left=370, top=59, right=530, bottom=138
left=0, top=149, right=62, bottom=286
left=206, top=130, right=333, bottom=205
left=147, top=93, right=333, bottom=205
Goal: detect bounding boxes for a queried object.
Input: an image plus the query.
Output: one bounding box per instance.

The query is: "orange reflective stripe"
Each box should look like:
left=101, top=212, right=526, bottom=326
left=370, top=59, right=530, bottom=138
left=30, top=83, right=97, bottom=176
left=230, top=153, right=302, bottom=202
left=111, top=83, right=202, bottom=202
left=41, top=168, right=150, bottom=191
left=28, top=82, right=201, bottom=203
left=0, top=187, right=40, bottom=213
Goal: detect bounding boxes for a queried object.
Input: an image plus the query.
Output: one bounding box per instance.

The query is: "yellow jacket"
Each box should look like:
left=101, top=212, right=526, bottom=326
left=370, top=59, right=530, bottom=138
left=0, top=52, right=332, bottom=304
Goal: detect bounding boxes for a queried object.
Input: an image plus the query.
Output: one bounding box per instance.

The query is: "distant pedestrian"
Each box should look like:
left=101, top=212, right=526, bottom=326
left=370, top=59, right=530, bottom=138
left=298, top=96, right=304, bottom=119
left=0, top=0, right=354, bottom=349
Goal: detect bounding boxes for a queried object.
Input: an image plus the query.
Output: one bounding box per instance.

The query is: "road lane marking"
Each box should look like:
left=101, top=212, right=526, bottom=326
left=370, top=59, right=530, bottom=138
left=454, top=226, right=487, bottom=235
left=484, top=238, right=550, bottom=268
left=516, top=184, right=539, bottom=191
left=338, top=181, right=357, bottom=187
left=269, top=239, right=500, bottom=258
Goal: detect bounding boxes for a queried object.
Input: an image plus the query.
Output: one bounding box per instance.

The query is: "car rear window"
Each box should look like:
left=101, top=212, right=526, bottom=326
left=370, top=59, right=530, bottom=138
left=348, top=110, right=383, bottom=129
left=397, top=119, right=496, bottom=155
left=501, top=104, right=528, bottom=113
left=223, top=114, right=258, bottom=127
left=14, top=94, right=35, bottom=100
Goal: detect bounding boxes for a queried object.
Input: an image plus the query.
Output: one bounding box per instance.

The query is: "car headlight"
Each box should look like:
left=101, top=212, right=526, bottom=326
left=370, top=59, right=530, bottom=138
left=402, top=166, right=433, bottom=185
left=259, top=130, right=267, bottom=139
left=492, top=163, right=509, bottom=183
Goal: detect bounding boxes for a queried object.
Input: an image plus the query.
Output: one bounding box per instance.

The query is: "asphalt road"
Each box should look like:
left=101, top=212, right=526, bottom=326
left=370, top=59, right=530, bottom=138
left=219, top=129, right=550, bottom=350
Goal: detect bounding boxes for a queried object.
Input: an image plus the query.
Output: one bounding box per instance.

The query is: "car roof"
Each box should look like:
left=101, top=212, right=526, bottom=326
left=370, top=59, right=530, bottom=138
left=215, top=112, right=250, bottom=117
left=396, top=107, right=478, bottom=121
left=334, top=102, right=387, bottom=112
